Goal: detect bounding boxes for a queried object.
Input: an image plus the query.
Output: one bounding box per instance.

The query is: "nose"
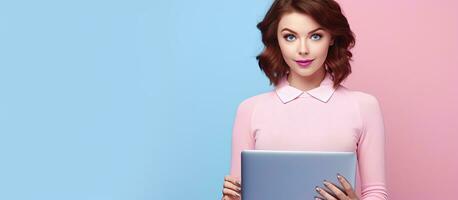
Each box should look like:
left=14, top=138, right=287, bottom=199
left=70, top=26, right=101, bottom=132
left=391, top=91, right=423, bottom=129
left=298, top=39, right=309, bottom=55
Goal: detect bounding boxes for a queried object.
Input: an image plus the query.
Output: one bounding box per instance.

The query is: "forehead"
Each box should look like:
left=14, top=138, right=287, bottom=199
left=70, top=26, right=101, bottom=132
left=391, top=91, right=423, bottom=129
left=278, top=11, right=321, bottom=33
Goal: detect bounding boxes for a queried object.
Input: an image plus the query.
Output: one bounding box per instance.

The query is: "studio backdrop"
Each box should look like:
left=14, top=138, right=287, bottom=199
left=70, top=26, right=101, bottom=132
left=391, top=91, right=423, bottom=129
left=0, top=0, right=457, bottom=199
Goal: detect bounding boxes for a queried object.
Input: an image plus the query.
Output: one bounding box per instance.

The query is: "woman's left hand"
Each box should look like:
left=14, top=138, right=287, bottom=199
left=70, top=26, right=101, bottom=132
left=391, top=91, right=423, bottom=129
left=314, top=174, right=359, bottom=200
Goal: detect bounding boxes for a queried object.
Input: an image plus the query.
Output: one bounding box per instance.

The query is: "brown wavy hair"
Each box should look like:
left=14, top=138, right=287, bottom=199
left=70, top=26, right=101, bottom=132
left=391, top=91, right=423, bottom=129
left=256, top=0, right=356, bottom=88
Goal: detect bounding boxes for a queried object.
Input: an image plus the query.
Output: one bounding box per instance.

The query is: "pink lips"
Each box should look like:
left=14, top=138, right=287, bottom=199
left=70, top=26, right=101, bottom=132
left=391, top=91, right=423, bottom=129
left=295, top=59, right=314, bottom=68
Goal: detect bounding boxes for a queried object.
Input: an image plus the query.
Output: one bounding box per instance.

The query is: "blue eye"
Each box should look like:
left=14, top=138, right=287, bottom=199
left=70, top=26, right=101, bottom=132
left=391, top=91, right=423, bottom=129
left=284, top=34, right=296, bottom=41
left=311, top=33, right=322, bottom=41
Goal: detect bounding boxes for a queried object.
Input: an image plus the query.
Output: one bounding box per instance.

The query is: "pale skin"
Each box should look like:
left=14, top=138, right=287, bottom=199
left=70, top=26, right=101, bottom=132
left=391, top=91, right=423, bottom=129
left=277, top=11, right=335, bottom=92
left=222, top=11, right=359, bottom=200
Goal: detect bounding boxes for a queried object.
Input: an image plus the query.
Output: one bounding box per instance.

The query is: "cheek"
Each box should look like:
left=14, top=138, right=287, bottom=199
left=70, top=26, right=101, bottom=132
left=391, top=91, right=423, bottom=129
left=312, top=44, right=330, bottom=58
left=279, top=42, right=296, bottom=57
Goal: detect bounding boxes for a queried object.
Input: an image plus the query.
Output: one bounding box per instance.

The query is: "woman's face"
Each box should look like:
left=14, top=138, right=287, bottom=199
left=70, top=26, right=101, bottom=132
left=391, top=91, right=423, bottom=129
left=277, top=11, right=334, bottom=78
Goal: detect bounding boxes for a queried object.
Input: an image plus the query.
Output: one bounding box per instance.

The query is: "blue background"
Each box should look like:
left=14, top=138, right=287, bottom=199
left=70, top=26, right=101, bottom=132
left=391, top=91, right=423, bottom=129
left=0, top=0, right=275, bottom=199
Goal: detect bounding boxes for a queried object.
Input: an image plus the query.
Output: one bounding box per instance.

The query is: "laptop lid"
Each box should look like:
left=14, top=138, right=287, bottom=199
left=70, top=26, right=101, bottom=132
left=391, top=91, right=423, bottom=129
left=241, top=150, right=357, bottom=200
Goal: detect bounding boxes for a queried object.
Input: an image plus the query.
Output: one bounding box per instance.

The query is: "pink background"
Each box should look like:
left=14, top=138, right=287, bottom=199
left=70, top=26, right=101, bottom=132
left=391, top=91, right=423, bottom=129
left=337, top=0, right=458, bottom=199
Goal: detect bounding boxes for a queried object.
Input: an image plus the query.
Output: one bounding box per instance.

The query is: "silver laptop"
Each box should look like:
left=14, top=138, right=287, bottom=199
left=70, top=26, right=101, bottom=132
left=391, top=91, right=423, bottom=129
left=241, top=150, right=357, bottom=200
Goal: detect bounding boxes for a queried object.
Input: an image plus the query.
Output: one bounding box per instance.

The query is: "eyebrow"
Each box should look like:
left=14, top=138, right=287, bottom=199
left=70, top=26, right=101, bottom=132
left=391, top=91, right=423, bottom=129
left=281, top=27, right=324, bottom=35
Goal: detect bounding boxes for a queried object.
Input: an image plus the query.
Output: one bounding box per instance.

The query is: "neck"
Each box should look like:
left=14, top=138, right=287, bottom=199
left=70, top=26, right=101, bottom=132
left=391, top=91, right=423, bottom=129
left=287, top=68, right=326, bottom=92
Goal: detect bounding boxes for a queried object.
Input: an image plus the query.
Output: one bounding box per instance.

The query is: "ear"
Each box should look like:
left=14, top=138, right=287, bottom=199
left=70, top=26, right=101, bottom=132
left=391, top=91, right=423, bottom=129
left=330, top=38, right=335, bottom=46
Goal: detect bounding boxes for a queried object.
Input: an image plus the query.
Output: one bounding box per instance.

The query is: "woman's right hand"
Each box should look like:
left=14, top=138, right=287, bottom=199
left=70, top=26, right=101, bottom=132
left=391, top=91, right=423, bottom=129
left=221, top=175, right=242, bottom=200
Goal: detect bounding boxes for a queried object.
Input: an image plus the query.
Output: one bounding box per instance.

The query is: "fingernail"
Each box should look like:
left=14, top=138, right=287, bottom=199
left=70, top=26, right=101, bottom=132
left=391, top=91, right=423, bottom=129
left=315, top=198, right=321, bottom=200
left=323, top=180, right=328, bottom=185
left=315, top=186, right=320, bottom=191
left=236, top=192, right=241, bottom=197
left=337, top=173, right=342, bottom=179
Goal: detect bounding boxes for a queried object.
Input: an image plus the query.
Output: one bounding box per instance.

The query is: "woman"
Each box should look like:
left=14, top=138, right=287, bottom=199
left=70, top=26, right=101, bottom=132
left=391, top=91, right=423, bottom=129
left=222, top=0, right=388, bottom=199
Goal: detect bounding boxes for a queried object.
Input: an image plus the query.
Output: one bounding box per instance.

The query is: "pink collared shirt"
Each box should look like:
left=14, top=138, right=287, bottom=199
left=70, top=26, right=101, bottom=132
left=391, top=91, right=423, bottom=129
left=229, top=72, right=388, bottom=200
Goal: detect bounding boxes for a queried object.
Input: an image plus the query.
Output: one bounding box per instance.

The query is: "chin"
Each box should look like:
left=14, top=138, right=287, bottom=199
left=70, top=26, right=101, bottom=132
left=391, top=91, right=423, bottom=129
left=291, top=66, right=321, bottom=77
left=298, top=72, right=318, bottom=78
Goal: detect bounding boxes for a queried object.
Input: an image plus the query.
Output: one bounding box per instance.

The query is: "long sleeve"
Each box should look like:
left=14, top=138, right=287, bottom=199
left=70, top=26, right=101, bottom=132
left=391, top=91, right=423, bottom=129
left=357, top=94, right=389, bottom=200
left=229, top=98, right=257, bottom=182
